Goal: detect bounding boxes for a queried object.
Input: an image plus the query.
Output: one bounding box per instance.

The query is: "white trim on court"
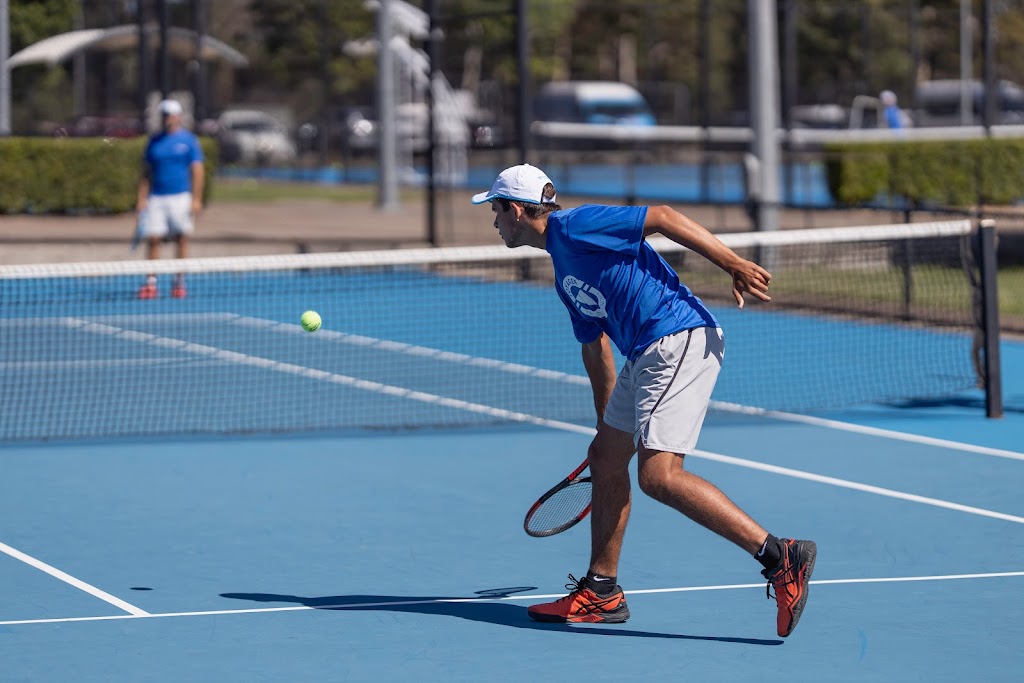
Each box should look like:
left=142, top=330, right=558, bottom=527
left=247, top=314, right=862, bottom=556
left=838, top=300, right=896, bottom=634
left=0, top=540, right=148, bottom=616
left=709, top=400, right=1024, bottom=462
left=63, top=317, right=596, bottom=436
left=691, top=450, right=1024, bottom=525
left=232, top=314, right=1023, bottom=462
left=63, top=315, right=1024, bottom=525
left=0, top=570, right=1020, bottom=627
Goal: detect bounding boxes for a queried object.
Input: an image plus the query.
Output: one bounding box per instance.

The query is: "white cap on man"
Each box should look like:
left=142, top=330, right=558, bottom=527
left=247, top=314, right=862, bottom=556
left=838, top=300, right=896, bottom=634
left=158, top=99, right=183, bottom=116
left=471, top=164, right=557, bottom=205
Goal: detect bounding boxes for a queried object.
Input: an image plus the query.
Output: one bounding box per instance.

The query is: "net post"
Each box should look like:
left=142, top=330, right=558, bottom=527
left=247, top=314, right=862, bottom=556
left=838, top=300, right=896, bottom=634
left=978, top=219, right=1003, bottom=418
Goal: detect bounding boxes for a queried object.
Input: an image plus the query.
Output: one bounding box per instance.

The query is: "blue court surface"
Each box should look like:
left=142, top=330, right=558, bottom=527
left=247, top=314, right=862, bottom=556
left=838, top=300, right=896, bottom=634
left=2, top=260, right=1023, bottom=681
left=2, top=361, right=1023, bottom=681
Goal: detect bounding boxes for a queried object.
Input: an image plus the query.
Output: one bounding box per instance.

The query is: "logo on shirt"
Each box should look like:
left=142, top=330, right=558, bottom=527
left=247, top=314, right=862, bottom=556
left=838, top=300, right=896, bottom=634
left=562, top=275, right=607, bottom=319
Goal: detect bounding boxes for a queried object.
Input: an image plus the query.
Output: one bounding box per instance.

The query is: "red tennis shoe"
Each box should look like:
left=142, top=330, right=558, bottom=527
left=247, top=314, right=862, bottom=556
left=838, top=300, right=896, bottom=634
left=527, top=574, right=630, bottom=624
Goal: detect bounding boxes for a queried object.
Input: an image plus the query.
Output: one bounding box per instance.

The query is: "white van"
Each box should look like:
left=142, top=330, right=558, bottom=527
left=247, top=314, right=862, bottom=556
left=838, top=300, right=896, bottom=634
left=534, top=81, right=656, bottom=126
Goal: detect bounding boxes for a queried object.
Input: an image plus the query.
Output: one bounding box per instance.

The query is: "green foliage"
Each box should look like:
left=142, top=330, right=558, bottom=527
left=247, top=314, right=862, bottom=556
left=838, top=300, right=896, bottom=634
left=0, top=138, right=218, bottom=215
left=9, top=0, right=76, bottom=52
left=824, top=144, right=890, bottom=204
left=824, top=137, right=1024, bottom=207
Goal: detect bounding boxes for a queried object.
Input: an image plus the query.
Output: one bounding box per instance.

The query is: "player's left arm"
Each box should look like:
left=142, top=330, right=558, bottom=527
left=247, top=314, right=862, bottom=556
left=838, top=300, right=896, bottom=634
left=643, top=205, right=771, bottom=308
left=581, top=333, right=616, bottom=424
left=190, top=160, right=205, bottom=214
left=189, top=135, right=205, bottom=215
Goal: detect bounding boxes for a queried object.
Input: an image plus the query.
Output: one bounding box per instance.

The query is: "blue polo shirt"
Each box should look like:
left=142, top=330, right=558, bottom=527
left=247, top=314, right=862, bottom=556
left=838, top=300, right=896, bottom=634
left=546, top=204, right=719, bottom=360
left=144, top=130, right=204, bottom=196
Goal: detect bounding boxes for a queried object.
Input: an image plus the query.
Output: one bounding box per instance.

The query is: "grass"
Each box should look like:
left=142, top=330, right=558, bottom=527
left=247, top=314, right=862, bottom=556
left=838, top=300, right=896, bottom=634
left=211, top=179, right=421, bottom=203
left=679, top=262, right=1024, bottom=327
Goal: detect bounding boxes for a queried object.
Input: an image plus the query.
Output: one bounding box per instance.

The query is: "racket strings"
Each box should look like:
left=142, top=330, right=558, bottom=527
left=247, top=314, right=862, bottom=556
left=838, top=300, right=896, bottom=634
left=525, top=480, right=592, bottom=535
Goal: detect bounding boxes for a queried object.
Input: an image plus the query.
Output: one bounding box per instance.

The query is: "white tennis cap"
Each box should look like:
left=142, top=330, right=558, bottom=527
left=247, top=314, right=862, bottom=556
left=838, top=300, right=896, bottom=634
left=471, top=164, right=557, bottom=205
left=158, top=99, right=183, bottom=116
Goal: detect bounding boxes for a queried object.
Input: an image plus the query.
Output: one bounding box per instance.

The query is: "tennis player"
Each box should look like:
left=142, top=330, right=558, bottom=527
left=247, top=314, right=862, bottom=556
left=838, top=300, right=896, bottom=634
left=135, top=99, right=205, bottom=299
left=472, top=164, right=816, bottom=637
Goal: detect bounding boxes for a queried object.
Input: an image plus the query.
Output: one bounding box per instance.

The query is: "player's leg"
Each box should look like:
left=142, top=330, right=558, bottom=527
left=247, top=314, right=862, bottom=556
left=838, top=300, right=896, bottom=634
left=634, top=326, right=816, bottom=637
left=526, top=369, right=638, bottom=624
left=138, top=196, right=169, bottom=299
left=166, top=192, right=194, bottom=298
left=587, top=423, right=637, bottom=577
left=637, top=449, right=767, bottom=553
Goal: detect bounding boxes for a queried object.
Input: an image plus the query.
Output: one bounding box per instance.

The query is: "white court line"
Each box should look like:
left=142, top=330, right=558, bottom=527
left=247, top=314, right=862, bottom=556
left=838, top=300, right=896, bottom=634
left=0, top=540, right=148, bottom=616
left=232, top=315, right=591, bottom=386
left=63, top=317, right=595, bottom=437
left=692, top=450, right=1024, bottom=525
left=0, top=570, right=1020, bottom=627
left=1, top=358, right=199, bottom=371
left=65, top=316, right=1024, bottom=525
left=233, top=315, right=1024, bottom=462
left=710, top=400, right=1024, bottom=462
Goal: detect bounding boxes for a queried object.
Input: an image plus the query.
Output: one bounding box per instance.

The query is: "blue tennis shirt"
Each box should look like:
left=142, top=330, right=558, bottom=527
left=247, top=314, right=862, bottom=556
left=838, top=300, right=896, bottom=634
left=145, top=130, right=204, bottom=196
left=545, top=204, right=719, bottom=360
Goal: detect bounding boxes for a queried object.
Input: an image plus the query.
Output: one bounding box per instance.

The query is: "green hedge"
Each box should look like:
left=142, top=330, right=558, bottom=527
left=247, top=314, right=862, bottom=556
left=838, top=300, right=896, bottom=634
left=824, top=137, right=1024, bottom=207
left=0, top=136, right=218, bottom=214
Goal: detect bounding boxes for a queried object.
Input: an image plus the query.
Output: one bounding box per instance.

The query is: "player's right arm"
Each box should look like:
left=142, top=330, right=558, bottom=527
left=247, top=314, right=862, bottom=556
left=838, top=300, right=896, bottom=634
left=137, top=162, right=151, bottom=212
left=643, top=204, right=771, bottom=309
left=582, top=332, right=616, bottom=424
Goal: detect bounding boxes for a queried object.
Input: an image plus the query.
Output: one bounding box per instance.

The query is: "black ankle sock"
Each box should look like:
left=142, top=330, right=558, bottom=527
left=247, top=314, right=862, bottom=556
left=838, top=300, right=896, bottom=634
left=585, top=571, right=618, bottom=595
left=755, top=533, right=784, bottom=570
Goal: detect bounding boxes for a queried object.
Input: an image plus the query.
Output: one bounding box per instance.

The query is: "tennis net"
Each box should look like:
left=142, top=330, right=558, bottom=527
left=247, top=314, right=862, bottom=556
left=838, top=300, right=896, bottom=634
left=0, top=219, right=996, bottom=441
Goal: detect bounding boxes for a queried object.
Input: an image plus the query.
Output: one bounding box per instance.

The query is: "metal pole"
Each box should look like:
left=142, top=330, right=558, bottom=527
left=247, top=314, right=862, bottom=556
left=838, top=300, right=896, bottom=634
left=192, top=0, right=207, bottom=122
left=158, top=0, right=170, bottom=97
left=74, top=1, right=86, bottom=118
left=748, top=0, right=780, bottom=234
left=978, top=219, right=1002, bottom=418
left=138, top=0, right=151, bottom=128
left=515, top=0, right=530, bottom=164
left=426, top=0, right=440, bottom=245
left=318, top=0, right=329, bottom=165
left=0, top=0, right=10, bottom=136
left=376, top=0, right=399, bottom=210
left=981, top=0, right=996, bottom=132
left=698, top=0, right=711, bottom=202
left=960, top=0, right=972, bottom=125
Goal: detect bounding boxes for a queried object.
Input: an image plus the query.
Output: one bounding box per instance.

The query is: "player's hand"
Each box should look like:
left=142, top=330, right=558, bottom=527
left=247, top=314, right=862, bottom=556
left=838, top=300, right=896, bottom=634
left=136, top=199, right=148, bottom=213
left=731, top=260, right=772, bottom=309
left=191, top=197, right=203, bottom=216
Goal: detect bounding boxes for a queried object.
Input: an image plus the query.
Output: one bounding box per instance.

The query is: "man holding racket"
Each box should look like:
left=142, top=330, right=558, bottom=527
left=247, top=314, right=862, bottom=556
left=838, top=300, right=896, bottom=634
left=135, top=99, right=205, bottom=299
left=472, top=164, right=816, bottom=638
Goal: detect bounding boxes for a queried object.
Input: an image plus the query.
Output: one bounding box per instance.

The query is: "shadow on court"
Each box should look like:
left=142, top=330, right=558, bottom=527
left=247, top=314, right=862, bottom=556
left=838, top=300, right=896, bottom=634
left=220, top=592, right=783, bottom=646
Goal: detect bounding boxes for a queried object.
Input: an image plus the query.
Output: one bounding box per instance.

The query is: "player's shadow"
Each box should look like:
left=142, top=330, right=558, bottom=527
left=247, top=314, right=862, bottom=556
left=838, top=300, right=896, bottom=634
left=220, top=591, right=783, bottom=646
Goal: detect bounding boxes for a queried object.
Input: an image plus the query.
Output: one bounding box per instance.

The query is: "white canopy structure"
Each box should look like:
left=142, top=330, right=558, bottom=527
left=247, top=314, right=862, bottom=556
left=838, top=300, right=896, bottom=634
left=7, top=24, right=248, bottom=70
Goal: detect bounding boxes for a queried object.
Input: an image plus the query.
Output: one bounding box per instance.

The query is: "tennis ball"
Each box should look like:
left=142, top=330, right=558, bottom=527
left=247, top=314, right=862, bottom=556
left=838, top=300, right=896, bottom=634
left=300, top=310, right=321, bottom=332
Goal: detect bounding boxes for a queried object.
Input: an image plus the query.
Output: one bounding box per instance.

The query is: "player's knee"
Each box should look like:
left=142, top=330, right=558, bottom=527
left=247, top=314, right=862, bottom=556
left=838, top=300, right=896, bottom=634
left=637, top=452, right=677, bottom=501
left=588, top=435, right=631, bottom=478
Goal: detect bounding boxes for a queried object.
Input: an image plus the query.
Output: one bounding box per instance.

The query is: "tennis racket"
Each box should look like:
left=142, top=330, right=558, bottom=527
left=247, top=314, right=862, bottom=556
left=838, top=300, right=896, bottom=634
left=523, top=458, right=592, bottom=537
left=130, top=210, right=148, bottom=251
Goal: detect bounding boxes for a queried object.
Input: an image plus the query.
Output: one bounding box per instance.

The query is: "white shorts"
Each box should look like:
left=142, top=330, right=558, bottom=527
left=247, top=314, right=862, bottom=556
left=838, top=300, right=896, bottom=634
left=602, top=326, right=724, bottom=454
left=142, top=193, right=194, bottom=239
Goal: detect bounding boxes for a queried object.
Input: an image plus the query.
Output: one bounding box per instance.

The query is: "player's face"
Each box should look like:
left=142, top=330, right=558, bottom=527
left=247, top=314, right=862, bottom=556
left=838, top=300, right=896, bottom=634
left=491, top=201, right=524, bottom=247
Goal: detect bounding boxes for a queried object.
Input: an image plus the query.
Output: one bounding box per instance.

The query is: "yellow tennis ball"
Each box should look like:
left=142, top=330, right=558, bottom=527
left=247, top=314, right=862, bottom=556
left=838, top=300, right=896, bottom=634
left=300, top=310, right=321, bottom=332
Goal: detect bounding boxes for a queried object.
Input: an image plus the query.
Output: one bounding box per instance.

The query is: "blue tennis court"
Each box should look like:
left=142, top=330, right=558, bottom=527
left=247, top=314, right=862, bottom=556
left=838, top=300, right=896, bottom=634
left=2, top=228, right=1022, bottom=681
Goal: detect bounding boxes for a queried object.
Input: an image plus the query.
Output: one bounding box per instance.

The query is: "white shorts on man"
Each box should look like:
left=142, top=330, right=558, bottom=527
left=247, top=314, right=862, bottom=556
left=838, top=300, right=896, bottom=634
left=142, top=192, right=194, bottom=239
left=602, top=325, right=724, bottom=454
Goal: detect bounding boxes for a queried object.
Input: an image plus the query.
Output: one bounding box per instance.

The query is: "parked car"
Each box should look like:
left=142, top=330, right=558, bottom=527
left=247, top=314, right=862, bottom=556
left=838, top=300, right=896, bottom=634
left=216, top=109, right=297, bottom=164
